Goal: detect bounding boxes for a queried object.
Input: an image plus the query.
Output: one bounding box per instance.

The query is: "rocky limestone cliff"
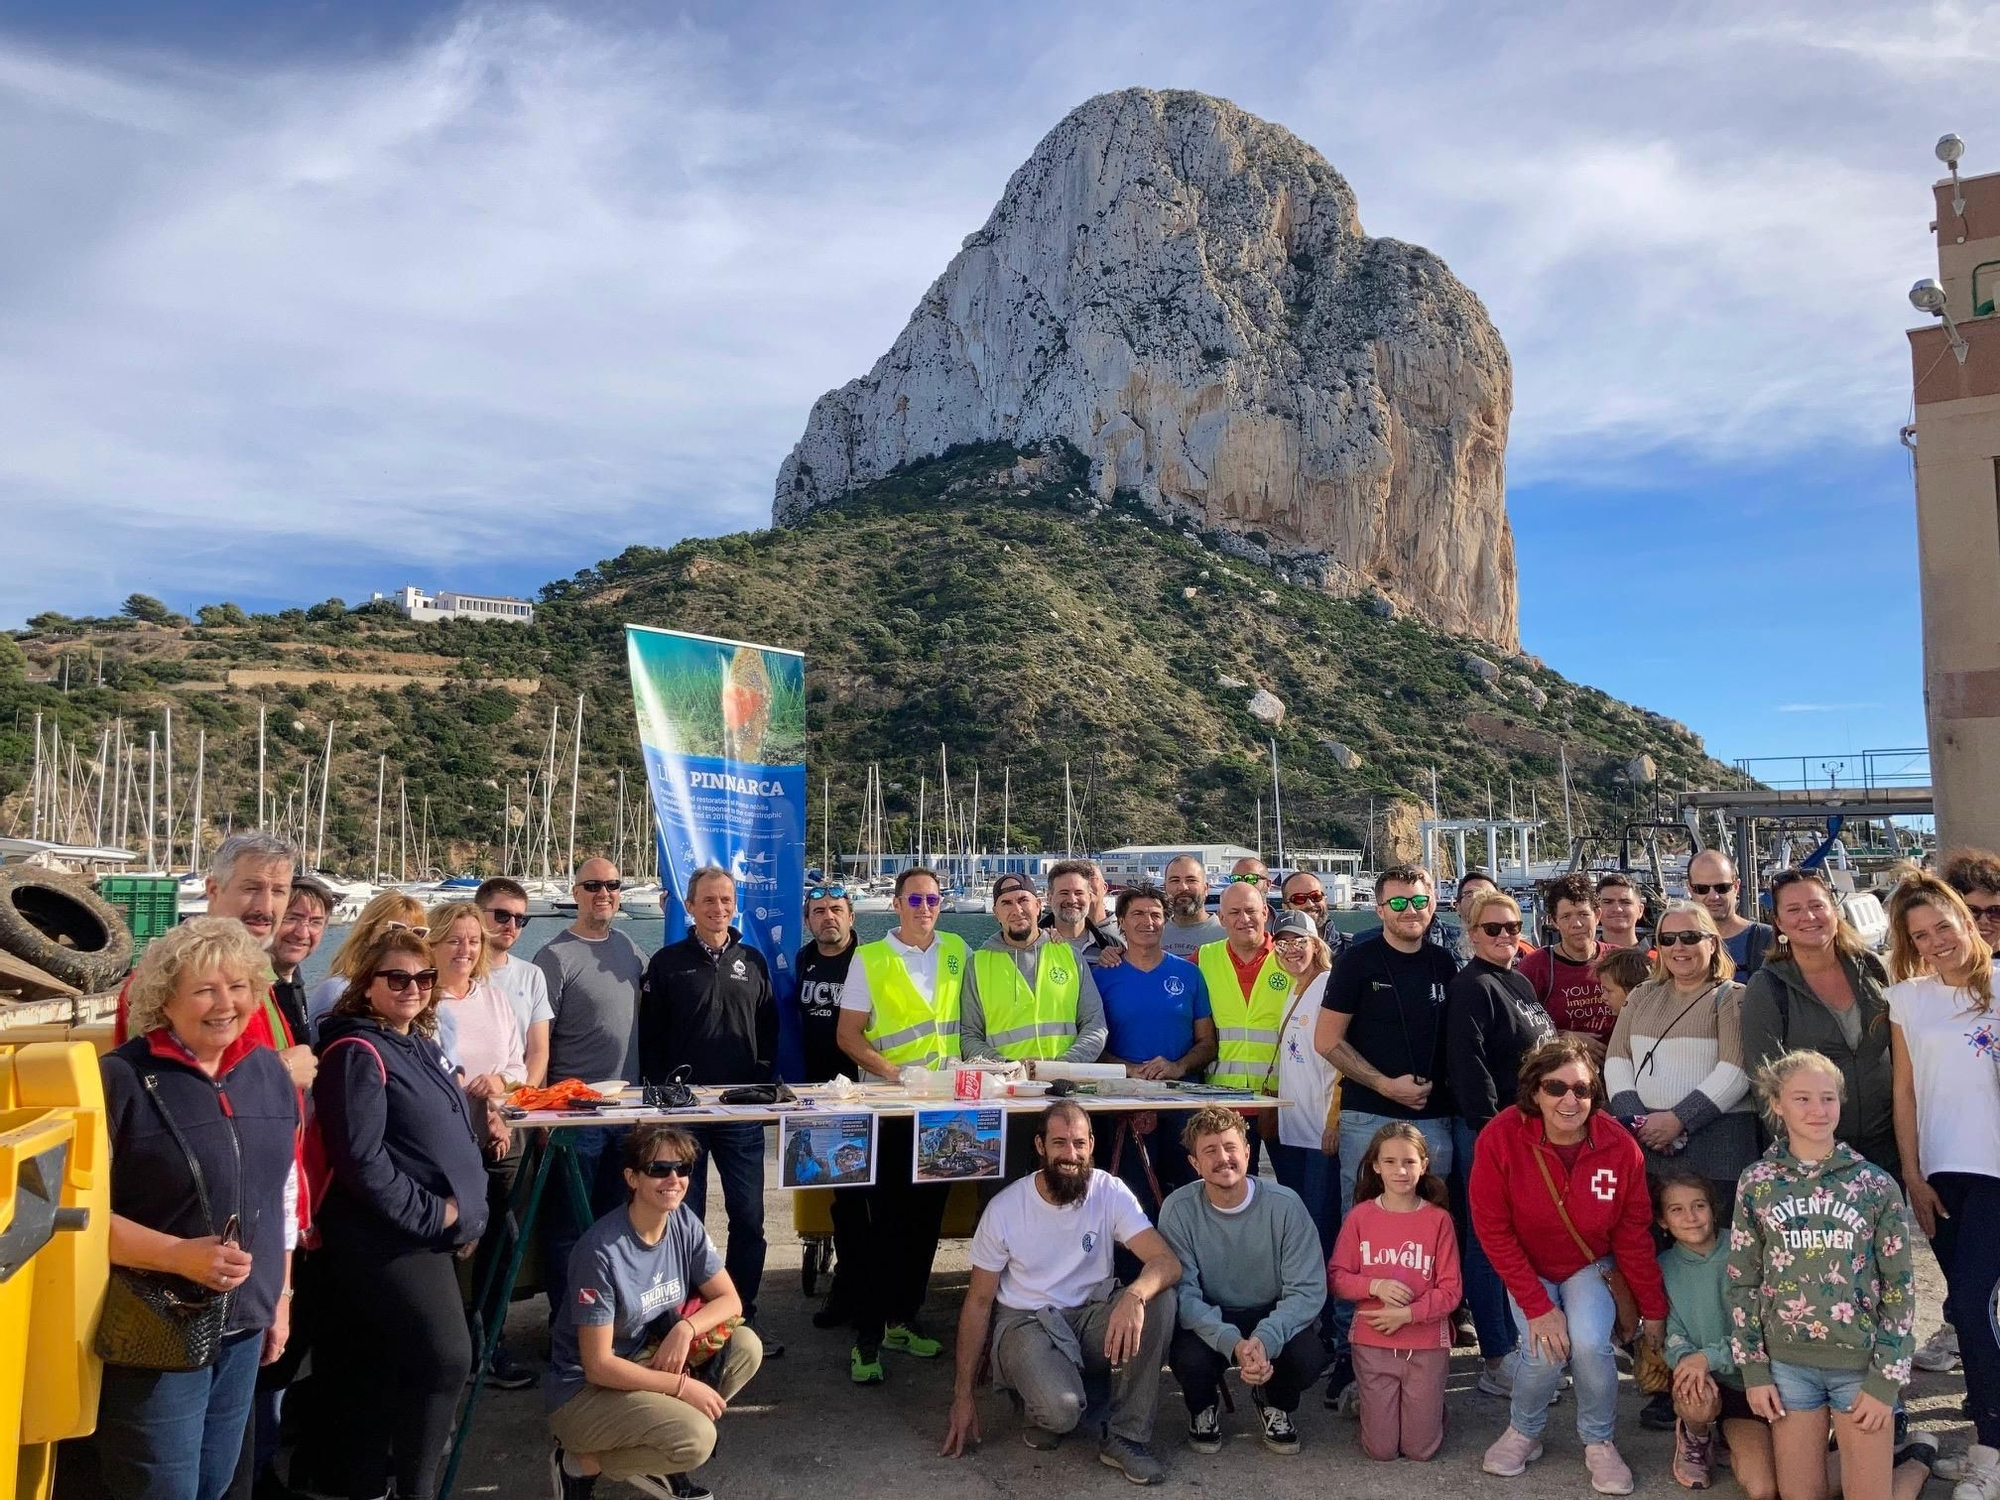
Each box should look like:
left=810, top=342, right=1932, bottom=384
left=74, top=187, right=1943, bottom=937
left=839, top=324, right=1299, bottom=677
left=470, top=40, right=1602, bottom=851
left=775, top=87, right=1518, bottom=648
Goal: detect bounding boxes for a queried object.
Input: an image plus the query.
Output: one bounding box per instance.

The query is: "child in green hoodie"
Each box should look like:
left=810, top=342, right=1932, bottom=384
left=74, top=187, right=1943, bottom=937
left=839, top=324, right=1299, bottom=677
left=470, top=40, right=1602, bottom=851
left=1727, top=1050, right=1915, bottom=1500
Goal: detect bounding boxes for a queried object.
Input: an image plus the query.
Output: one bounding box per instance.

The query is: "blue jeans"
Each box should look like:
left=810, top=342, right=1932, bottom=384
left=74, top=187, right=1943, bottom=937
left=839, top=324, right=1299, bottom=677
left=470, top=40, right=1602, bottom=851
left=1453, top=1117, right=1518, bottom=1362
left=541, top=1125, right=632, bottom=1315
left=1328, top=1111, right=1454, bottom=1359
left=93, top=1329, right=261, bottom=1500
left=1268, top=1141, right=1341, bottom=1355
left=685, top=1122, right=768, bottom=1322
left=1508, top=1259, right=1620, bottom=1443
left=1768, top=1359, right=1865, bottom=1414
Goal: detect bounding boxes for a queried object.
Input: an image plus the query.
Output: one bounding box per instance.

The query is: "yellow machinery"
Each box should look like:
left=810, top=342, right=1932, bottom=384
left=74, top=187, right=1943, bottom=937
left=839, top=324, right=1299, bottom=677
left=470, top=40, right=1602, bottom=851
left=0, top=1043, right=108, bottom=1500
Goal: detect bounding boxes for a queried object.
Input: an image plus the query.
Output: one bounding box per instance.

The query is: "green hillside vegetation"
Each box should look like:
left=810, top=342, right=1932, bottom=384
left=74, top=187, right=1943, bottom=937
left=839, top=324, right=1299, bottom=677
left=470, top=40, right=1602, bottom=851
left=3, top=442, right=1746, bottom=876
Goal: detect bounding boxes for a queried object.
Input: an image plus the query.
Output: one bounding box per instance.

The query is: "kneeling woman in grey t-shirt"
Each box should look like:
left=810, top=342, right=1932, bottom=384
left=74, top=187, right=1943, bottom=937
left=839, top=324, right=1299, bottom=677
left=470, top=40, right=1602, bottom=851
left=547, top=1124, right=765, bottom=1500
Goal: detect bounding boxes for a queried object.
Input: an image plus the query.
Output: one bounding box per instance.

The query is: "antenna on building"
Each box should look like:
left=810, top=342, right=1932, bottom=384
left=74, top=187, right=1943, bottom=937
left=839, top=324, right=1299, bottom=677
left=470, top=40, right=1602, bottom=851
left=1911, top=277, right=1969, bottom=364
left=1938, top=133, right=1967, bottom=223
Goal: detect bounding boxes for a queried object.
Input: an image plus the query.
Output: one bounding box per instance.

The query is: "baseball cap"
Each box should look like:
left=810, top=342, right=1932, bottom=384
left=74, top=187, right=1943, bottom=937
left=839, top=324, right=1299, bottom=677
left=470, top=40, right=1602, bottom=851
left=991, top=872, right=1038, bottom=901
left=1270, top=908, right=1316, bottom=940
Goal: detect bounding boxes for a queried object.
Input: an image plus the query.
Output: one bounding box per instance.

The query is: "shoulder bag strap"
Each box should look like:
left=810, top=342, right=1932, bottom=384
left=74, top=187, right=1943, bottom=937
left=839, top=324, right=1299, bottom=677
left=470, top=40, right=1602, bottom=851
left=1529, top=1138, right=1597, bottom=1266
left=140, top=1069, right=222, bottom=1238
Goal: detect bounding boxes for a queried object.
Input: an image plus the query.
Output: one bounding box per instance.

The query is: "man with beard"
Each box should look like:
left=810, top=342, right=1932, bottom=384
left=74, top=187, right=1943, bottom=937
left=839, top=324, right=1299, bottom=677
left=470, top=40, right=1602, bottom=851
left=941, top=1102, right=1182, bottom=1485
left=1085, top=862, right=1123, bottom=946
left=1160, top=1108, right=1327, bottom=1456
left=1160, top=855, right=1225, bottom=960
left=114, top=831, right=317, bottom=1089
left=795, top=882, right=863, bottom=1331
left=962, top=874, right=1107, bottom=1066
left=1279, top=869, right=1350, bottom=960
left=1045, top=859, right=1121, bottom=965
left=1687, top=849, right=1774, bottom=976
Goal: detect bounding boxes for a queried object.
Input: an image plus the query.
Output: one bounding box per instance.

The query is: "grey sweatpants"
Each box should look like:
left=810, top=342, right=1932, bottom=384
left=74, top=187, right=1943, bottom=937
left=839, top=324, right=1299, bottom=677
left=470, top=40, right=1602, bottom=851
left=992, top=1288, right=1177, bottom=1445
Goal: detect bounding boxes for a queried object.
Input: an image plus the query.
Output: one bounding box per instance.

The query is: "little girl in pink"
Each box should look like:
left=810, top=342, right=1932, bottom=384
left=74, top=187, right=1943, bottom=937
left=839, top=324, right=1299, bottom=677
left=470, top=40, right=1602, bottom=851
left=1327, top=1122, right=1462, bottom=1460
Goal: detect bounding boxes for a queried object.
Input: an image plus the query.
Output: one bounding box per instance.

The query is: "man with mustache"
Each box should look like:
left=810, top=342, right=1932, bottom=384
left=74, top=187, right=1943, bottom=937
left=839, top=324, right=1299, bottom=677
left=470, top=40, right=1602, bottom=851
left=1045, top=860, right=1121, bottom=965
left=961, top=874, right=1107, bottom=1066
left=1159, top=855, right=1225, bottom=961
left=941, top=1102, right=1182, bottom=1485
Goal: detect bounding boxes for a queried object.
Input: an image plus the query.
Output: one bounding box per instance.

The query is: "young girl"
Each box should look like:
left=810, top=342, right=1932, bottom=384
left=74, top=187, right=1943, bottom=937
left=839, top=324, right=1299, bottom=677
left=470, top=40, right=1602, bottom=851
left=1727, top=1051, right=1915, bottom=1500
left=1327, top=1123, right=1462, bottom=1462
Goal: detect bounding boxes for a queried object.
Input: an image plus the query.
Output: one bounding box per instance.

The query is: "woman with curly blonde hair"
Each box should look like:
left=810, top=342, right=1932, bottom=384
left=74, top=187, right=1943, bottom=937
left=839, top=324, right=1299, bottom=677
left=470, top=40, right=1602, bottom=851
left=93, top=918, right=299, bottom=1500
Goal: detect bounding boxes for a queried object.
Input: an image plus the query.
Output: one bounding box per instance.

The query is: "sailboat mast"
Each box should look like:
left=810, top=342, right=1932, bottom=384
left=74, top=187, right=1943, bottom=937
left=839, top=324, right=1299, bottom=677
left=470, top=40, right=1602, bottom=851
left=373, top=756, right=387, bottom=879
left=190, top=731, right=206, bottom=874
left=1003, top=765, right=1010, bottom=859
left=256, top=704, right=267, bottom=830
left=314, top=721, right=335, bottom=871
left=1268, top=738, right=1286, bottom=871
left=566, top=693, right=583, bottom=875
left=145, top=730, right=158, bottom=870
left=163, top=705, right=175, bottom=873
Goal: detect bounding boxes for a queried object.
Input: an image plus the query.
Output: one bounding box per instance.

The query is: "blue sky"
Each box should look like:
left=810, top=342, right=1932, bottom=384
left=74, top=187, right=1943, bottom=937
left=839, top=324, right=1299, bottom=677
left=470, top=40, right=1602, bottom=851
left=0, top=0, right=1984, bottom=769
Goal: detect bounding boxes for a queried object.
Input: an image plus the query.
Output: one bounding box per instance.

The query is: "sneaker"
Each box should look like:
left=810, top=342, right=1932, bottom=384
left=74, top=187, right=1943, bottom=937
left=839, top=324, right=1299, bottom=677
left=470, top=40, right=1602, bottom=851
left=1896, top=1430, right=1939, bottom=1473
left=1951, top=1443, right=2000, bottom=1500
left=1186, top=1404, right=1222, bottom=1454
left=1914, top=1322, right=1962, bottom=1372
left=1321, top=1352, right=1356, bottom=1412
left=548, top=1441, right=597, bottom=1500
left=1258, top=1403, right=1300, bottom=1456
left=849, top=1344, right=884, bottom=1384
left=1477, top=1355, right=1515, bottom=1396
left=626, top=1478, right=711, bottom=1500
left=1097, top=1434, right=1166, bottom=1485
left=1584, top=1440, right=1635, bottom=1496
left=485, top=1342, right=536, bottom=1391
left=1481, top=1427, right=1545, bottom=1478
left=883, top=1321, right=943, bottom=1358
left=1641, top=1390, right=1678, bottom=1431
left=810, top=1302, right=850, bottom=1330
left=1022, top=1423, right=1064, bottom=1452
left=746, top=1321, right=783, bottom=1359
left=1672, top=1420, right=1714, bottom=1490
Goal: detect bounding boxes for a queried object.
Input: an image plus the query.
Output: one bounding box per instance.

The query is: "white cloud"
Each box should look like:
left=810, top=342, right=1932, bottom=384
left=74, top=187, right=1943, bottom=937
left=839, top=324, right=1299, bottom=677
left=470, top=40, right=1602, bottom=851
left=0, top=0, right=1991, bottom=623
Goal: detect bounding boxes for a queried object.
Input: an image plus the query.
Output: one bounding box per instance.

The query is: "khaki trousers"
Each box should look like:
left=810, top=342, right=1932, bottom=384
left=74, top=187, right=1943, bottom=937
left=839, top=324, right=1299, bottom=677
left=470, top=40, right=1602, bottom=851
left=549, top=1328, right=763, bottom=1480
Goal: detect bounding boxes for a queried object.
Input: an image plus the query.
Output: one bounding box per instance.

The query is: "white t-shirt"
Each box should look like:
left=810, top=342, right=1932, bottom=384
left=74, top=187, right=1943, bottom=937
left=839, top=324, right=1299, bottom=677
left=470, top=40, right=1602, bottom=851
left=489, top=953, right=554, bottom=1040
left=970, top=1167, right=1152, bottom=1311
left=445, top=977, right=525, bottom=1084
left=1276, top=973, right=1340, bottom=1148
left=1886, top=966, right=2000, bottom=1179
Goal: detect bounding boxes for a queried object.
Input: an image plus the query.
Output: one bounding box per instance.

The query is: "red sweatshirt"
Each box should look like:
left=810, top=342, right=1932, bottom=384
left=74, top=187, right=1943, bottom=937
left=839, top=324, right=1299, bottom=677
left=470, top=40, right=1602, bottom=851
left=1467, top=1107, right=1667, bottom=1321
left=1328, top=1198, right=1462, bottom=1350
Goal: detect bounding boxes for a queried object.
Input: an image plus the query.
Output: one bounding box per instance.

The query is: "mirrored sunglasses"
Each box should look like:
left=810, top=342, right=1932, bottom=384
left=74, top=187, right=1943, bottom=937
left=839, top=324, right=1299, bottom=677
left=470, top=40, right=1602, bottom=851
left=1384, top=895, right=1431, bottom=912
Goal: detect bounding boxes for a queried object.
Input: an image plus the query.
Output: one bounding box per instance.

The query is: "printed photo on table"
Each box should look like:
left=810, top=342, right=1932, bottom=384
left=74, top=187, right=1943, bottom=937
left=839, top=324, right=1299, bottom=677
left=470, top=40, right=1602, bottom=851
left=913, top=1107, right=1006, bottom=1182
left=781, top=1111, right=878, bottom=1187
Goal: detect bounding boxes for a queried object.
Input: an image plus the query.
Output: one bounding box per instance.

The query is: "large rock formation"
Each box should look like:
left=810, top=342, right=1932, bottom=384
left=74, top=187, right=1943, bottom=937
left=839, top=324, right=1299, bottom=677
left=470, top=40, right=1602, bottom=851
left=774, top=87, right=1518, bottom=647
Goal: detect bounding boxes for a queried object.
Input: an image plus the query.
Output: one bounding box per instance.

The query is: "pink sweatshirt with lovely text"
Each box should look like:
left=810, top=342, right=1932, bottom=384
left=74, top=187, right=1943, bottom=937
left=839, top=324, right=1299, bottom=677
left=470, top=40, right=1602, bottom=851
left=1328, top=1198, right=1462, bottom=1351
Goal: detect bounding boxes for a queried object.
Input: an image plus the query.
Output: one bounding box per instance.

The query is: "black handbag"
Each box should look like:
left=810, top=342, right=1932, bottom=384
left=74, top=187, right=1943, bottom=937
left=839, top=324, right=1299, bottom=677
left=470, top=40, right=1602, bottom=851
left=95, top=1071, right=239, bottom=1371
left=717, top=1079, right=797, bottom=1107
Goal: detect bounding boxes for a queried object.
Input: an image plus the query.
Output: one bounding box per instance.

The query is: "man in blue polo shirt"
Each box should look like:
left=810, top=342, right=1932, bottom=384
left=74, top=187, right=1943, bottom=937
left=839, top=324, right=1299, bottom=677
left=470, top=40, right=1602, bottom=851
left=1093, top=883, right=1217, bottom=1212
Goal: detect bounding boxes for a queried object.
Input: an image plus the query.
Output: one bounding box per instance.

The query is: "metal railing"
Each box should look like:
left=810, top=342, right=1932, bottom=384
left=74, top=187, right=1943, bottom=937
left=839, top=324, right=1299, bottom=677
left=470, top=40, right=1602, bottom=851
left=1732, top=747, right=1930, bottom=793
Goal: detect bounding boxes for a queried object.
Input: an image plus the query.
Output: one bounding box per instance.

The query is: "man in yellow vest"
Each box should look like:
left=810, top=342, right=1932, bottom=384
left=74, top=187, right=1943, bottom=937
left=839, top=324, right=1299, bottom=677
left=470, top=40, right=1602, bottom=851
left=833, top=866, right=962, bottom=1383
left=962, top=873, right=1108, bottom=1067
left=1197, top=880, right=1293, bottom=1098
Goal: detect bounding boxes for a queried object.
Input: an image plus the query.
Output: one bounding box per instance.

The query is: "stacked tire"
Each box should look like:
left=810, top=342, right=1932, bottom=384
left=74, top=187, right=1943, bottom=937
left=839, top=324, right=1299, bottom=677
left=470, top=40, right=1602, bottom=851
left=0, top=868, right=134, bottom=992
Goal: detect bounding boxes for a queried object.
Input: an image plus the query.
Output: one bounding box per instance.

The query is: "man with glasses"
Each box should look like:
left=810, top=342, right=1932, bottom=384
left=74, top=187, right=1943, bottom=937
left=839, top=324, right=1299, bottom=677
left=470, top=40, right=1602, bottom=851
left=1686, top=850, right=1773, bottom=976
left=477, top=876, right=551, bottom=1088
left=962, top=873, right=1108, bottom=1066
left=1230, top=856, right=1270, bottom=889
left=1312, top=863, right=1458, bottom=1410
left=1160, top=855, right=1225, bottom=960
left=1942, top=846, right=2000, bottom=952
left=1280, top=869, right=1349, bottom=959
left=1518, top=872, right=1615, bottom=1051
left=534, top=857, right=649, bottom=1313
left=641, top=866, right=780, bottom=1357
left=836, top=866, right=962, bottom=1383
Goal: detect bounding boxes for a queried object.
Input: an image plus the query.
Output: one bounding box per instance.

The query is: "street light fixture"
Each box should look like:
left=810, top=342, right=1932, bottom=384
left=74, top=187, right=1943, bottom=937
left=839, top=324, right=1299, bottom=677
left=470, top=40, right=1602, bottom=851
left=1937, top=133, right=1967, bottom=220
left=1911, top=277, right=1970, bottom=364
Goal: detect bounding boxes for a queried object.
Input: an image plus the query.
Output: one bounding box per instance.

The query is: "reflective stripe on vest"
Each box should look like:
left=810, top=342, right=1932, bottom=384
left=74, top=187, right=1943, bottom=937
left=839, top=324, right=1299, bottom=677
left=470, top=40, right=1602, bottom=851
left=1196, top=940, right=1291, bottom=1090
left=859, top=934, right=966, bottom=1070
left=973, top=945, right=1081, bottom=1060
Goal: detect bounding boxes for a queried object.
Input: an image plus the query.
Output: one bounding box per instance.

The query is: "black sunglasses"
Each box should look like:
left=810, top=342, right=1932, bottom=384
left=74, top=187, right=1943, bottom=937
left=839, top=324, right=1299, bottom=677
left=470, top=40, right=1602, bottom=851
left=1384, top=894, right=1431, bottom=912
left=1478, top=921, right=1523, bottom=937
left=1967, top=901, right=2000, bottom=922
left=481, top=908, right=531, bottom=927
left=1688, top=881, right=1735, bottom=896
left=578, top=879, right=623, bottom=893
left=807, top=885, right=850, bottom=902
left=1539, top=1079, right=1593, bottom=1100
left=376, top=968, right=438, bottom=993
left=639, top=1159, right=694, bottom=1179
left=1656, top=931, right=1709, bottom=947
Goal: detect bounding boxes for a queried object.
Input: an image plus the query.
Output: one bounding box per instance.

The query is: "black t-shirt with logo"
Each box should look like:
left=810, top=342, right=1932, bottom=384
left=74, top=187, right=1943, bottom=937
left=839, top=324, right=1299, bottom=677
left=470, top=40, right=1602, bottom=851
left=795, top=938, right=858, bottom=1083
left=638, top=932, right=776, bottom=1085
left=1321, top=933, right=1459, bottom=1120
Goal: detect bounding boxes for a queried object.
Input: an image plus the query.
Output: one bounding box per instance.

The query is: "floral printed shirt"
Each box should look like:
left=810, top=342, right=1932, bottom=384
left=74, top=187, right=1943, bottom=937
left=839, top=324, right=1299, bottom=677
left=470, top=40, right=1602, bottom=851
left=1724, top=1139, right=1915, bottom=1405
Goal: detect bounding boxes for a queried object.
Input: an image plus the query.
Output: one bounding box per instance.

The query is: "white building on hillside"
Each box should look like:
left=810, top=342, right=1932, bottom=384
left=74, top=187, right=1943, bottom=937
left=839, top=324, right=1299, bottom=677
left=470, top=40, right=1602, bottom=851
left=1094, top=842, right=1260, bottom=884
left=376, top=586, right=535, bottom=625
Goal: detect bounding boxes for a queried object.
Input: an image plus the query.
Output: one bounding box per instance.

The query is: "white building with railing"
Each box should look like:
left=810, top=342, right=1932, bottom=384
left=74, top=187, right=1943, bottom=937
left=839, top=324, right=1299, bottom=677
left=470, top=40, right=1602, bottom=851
left=375, top=586, right=535, bottom=625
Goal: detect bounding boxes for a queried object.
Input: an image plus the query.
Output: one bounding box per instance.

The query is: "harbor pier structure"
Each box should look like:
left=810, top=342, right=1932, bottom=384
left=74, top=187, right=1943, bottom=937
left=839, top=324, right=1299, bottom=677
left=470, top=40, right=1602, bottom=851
left=1908, top=146, right=2000, bottom=851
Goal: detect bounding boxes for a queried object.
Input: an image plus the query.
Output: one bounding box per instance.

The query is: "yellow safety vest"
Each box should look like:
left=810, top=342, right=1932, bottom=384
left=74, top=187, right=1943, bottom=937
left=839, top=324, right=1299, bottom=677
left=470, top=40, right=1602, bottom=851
left=974, top=943, right=1081, bottom=1060
left=859, top=934, right=966, bottom=1070
left=1197, top=940, right=1293, bottom=1091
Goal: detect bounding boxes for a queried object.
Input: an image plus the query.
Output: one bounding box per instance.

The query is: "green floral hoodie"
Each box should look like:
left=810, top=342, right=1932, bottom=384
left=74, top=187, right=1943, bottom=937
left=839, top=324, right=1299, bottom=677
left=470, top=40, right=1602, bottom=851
left=1724, top=1139, right=1915, bottom=1405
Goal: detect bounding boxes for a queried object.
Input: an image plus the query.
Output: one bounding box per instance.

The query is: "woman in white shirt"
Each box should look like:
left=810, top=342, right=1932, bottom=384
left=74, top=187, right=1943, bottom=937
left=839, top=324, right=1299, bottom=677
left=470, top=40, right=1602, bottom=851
left=1886, top=872, right=2000, bottom=1495
left=1268, top=909, right=1342, bottom=1263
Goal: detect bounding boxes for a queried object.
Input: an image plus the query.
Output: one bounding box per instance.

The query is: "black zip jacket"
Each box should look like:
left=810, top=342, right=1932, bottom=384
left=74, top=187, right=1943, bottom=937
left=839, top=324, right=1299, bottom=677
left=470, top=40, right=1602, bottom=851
left=102, top=1033, right=298, bottom=1336
left=1445, top=957, right=1556, bottom=1128
left=312, top=1014, right=489, bottom=1254
left=640, top=930, right=777, bottom=1084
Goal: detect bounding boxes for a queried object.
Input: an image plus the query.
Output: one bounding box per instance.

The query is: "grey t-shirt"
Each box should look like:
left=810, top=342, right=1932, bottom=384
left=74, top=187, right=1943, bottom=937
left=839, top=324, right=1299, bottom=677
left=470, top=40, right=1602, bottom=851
left=545, top=1204, right=723, bottom=1411
left=1161, top=916, right=1226, bottom=960
left=533, top=928, right=646, bottom=1082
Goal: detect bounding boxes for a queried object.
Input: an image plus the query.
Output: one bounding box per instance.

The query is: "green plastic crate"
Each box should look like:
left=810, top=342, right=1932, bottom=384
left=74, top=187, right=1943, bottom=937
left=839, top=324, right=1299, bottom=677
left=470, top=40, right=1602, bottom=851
left=96, top=875, right=180, bottom=957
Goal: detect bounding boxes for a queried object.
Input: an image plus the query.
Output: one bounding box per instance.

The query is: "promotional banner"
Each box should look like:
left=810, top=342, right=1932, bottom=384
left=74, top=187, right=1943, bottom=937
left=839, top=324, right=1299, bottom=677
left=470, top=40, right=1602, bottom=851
left=626, top=624, right=807, bottom=1078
